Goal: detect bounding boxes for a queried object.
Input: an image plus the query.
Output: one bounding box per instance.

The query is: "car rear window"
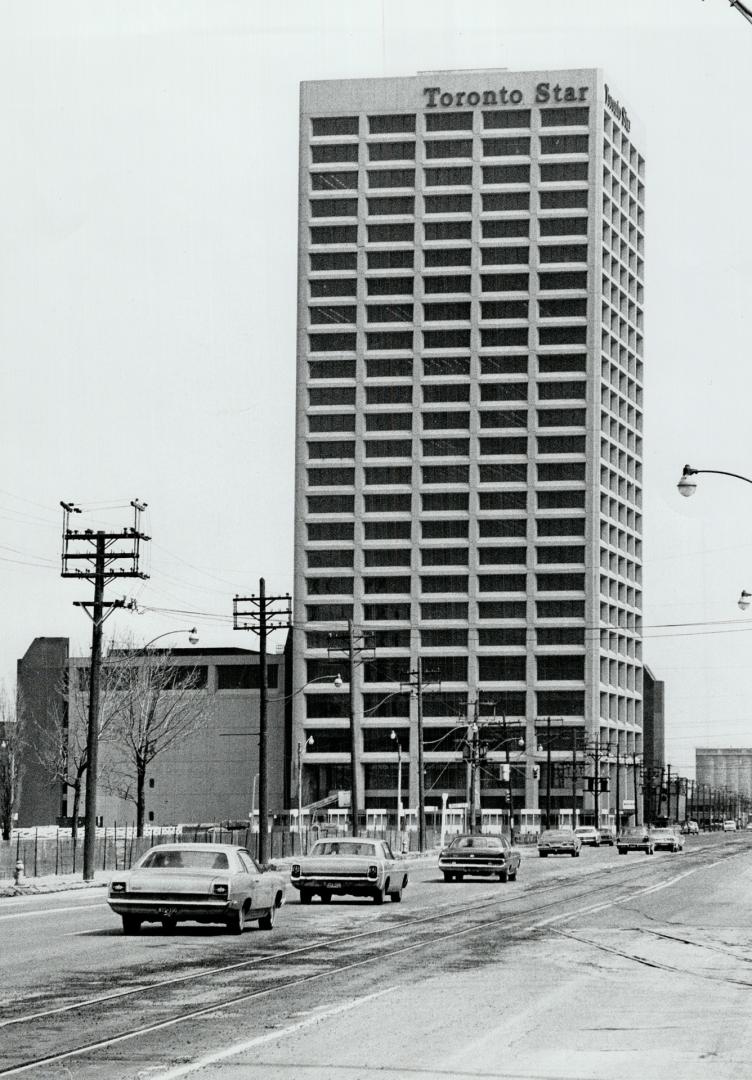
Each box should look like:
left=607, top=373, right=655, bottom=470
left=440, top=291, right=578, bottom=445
left=141, top=849, right=230, bottom=870
left=540, top=831, right=572, bottom=840
left=311, top=841, right=377, bottom=857
left=450, top=837, right=502, bottom=849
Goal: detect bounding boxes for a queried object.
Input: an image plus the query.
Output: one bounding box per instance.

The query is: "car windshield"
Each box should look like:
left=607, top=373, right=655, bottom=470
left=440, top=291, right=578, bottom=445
left=310, top=841, right=378, bottom=857
left=575, top=828, right=593, bottom=834
left=622, top=827, right=647, bottom=837
left=449, top=837, right=502, bottom=850
left=652, top=829, right=674, bottom=837
left=139, top=849, right=230, bottom=871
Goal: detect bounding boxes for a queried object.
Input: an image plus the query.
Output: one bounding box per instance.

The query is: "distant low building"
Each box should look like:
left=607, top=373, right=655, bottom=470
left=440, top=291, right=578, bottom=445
left=696, top=748, right=752, bottom=803
left=16, top=636, right=291, bottom=828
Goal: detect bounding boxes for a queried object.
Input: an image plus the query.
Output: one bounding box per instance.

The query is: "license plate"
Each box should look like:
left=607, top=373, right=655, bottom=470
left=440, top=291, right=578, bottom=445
left=158, top=907, right=177, bottom=917
left=325, top=882, right=341, bottom=889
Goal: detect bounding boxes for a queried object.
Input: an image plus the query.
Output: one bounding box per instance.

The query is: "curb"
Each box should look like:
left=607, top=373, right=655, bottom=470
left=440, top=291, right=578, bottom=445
left=0, top=879, right=108, bottom=899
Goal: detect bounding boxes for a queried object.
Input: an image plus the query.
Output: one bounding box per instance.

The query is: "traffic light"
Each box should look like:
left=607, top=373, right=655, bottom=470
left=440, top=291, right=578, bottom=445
left=500, top=763, right=510, bottom=781
left=532, top=764, right=540, bottom=780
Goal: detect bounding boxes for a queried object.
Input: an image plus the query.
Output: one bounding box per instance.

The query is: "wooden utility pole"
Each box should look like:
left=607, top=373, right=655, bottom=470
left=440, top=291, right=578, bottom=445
left=328, top=623, right=375, bottom=837
left=61, top=500, right=149, bottom=881
left=233, top=579, right=291, bottom=865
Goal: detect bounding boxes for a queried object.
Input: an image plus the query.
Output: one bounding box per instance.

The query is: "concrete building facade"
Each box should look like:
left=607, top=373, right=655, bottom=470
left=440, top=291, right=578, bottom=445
left=696, top=748, right=752, bottom=803
left=16, top=638, right=291, bottom=828
left=292, top=69, right=645, bottom=828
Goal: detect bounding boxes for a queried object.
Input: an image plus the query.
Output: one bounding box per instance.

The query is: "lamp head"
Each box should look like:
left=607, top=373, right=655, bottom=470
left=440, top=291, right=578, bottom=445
left=306, top=735, right=315, bottom=747
left=677, top=465, right=698, bottom=498
left=188, top=627, right=199, bottom=645
left=333, top=673, right=343, bottom=688
left=739, top=591, right=751, bottom=612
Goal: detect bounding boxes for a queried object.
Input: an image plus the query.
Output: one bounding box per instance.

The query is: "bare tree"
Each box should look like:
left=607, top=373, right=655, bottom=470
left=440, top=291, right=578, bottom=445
left=0, top=683, right=25, bottom=842
left=104, top=642, right=210, bottom=836
left=32, top=664, right=118, bottom=842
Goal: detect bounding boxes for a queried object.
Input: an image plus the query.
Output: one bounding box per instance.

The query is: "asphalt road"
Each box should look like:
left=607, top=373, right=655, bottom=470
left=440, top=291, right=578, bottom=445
left=1, top=833, right=751, bottom=1079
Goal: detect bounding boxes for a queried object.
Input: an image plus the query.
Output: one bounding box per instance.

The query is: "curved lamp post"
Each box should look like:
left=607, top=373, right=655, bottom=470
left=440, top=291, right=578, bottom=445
left=677, top=464, right=752, bottom=497
left=142, top=627, right=199, bottom=649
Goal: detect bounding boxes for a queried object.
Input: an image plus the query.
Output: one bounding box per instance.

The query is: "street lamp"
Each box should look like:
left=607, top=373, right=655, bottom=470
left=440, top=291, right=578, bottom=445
left=739, top=591, right=751, bottom=612
left=677, top=463, right=752, bottom=497
left=142, top=627, right=199, bottom=649
left=390, top=729, right=404, bottom=850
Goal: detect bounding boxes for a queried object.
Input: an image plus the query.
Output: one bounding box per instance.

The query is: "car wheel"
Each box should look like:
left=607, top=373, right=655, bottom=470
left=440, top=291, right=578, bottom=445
left=539, top=851, right=547, bottom=857
left=227, top=904, right=246, bottom=934
left=390, top=882, right=403, bottom=903
left=122, top=914, right=141, bottom=935
left=258, top=903, right=276, bottom=931
left=646, top=846, right=654, bottom=855
left=299, top=888, right=312, bottom=905
left=508, top=866, right=518, bottom=881
left=443, top=871, right=455, bottom=882
left=498, top=868, right=508, bottom=883
left=372, top=885, right=386, bottom=905
left=617, top=847, right=626, bottom=855
left=161, top=916, right=177, bottom=934
left=319, top=890, right=332, bottom=904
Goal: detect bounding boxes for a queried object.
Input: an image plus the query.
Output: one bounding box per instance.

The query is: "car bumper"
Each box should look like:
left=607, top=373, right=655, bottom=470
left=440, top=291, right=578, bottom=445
left=291, top=877, right=379, bottom=895
left=108, top=896, right=234, bottom=921
left=439, top=860, right=513, bottom=875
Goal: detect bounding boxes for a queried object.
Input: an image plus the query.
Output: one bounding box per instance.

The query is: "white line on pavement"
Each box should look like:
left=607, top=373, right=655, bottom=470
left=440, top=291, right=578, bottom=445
left=152, top=986, right=400, bottom=1080
left=0, top=903, right=106, bottom=921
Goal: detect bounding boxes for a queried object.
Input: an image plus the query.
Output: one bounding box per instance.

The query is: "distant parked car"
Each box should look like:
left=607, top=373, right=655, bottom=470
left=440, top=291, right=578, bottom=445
left=574, top=826, right=600, bottom=847
left=723, top=820, right=738, bottom=832
left=290, top=837, right=407, bottom=904
left=438, top=834, right=521, bottom=883
left=598, top=827, right=616, bottom=846
left=107, top=843, right=286, bottom=934
left=538, top=829, right=581, bottom=857
left=617, top=826, right=654, bottom=855
left=681, top=820, right=700, bottom=835
left=651, top=827, right=684, bottom=853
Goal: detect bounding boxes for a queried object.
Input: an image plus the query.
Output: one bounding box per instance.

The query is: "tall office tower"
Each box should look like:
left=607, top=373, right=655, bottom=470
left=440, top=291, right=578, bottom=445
left=293, top=70, right=644, bottom=832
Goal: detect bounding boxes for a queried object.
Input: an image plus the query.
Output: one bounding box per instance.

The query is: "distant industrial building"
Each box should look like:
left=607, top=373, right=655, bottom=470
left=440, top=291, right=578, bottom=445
left=696, top=748, right=752, bottom=802
left=16, top=637, right=291, bottom=828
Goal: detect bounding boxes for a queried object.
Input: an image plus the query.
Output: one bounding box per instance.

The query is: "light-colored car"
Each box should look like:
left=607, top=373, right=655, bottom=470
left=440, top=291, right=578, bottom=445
left=538, top=829, right=581, bottom=857
left=574, top=826, right=601, bottom=847
left=617, top=826, right=654, bottom=855
left=290, top=837, right=408, bottom=904
left=107, top=843, right=286, bottom=935
left=598, top=827, right=616, bottom=846
left=723, top=820, right=738, bottom=831
left=651, top=827, right=684, bottom=852
left=438, top=834, right=521, bottom=883
left=681, top=820, right=700, bottom=835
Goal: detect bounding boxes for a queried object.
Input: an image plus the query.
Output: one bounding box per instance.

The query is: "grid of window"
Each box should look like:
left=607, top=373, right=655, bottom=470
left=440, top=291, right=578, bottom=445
left=298, top=74, right=644, bottom=804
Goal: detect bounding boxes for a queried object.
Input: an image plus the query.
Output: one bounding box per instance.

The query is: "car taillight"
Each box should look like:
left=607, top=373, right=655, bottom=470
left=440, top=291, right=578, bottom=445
left=367, top=864, right=378, bottom=880
left=110, top=881, right=126, bottom=893
left=212, top=883, right=229, bottom=898
left=291, top=863, right=301, bottom=878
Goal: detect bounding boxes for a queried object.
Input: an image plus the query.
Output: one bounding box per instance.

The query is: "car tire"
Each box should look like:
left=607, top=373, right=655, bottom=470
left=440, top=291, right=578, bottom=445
left=299, top=888, right=313, bottom=905
left=122, top=915, right=141, bottom=935
left=258, top=903, right=276, bottom=931
left=319, top=890, right=332, bottom=904
left=227, top=905, right=246, bottom=934
left=390, top=882, right=403, bottom=902
left=539, top=851, right=547, bottom=857
left=508, top=866, right=518, bottom=881
left=161, top=916, right=177, bottom=934
left=442, top=871, right=455, bottom=882
left=617, top=848, right=626, bottom=855
left=646, top=846, right=654, bottom=855
left=372, top=885, right=386, bottom=905
left=498, top=868, right=508, bottom=883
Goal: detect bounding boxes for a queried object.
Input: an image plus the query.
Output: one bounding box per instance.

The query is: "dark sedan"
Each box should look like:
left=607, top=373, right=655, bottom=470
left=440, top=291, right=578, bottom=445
left=439, top=834, right=521, bottom=882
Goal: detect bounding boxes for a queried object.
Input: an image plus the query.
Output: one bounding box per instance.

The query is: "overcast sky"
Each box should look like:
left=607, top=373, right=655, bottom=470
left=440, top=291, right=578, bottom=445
left=3, top=0, right=752, bottom=776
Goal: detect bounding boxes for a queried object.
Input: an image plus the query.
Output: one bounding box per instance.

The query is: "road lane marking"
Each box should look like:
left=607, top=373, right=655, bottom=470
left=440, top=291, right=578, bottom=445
left=152, top=986, right=399, bottom=1080
left=0, top=903, right=106, bottom=921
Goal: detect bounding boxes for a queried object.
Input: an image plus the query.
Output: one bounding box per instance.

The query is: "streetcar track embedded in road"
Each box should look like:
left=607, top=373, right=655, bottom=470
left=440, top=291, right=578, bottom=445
left=0, top=844, right=744, bottom=1077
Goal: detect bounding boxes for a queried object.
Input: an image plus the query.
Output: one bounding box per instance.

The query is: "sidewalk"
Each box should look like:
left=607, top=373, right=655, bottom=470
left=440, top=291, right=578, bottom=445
left=0, top=870, right=111, bottom=899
